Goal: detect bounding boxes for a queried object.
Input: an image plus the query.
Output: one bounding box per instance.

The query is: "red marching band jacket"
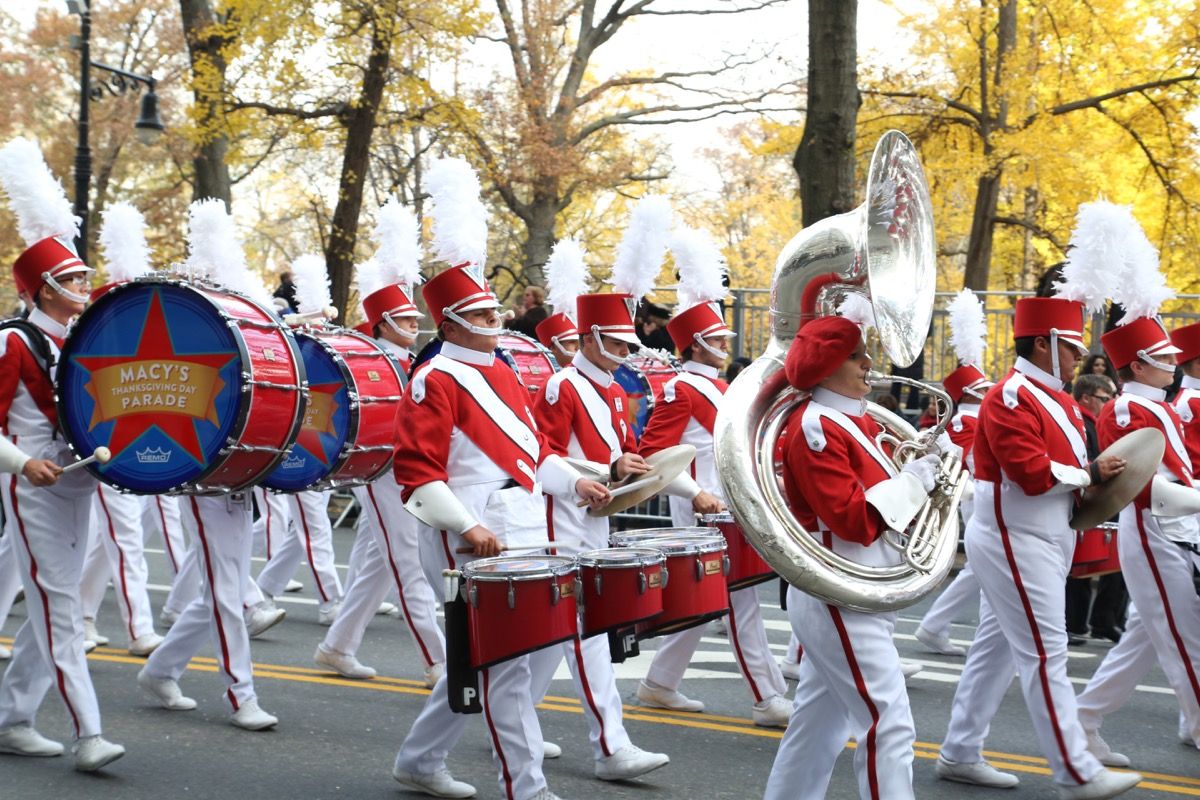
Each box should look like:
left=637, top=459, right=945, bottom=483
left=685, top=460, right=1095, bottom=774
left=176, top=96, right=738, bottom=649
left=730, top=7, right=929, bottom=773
left=0, top=311, right=66, bottom=437
left=948, top=407, right=979, bottom=471
left=1173, top=377, right=1200, bottom=472
left=638, top=366, right=726, bottom=489
left=1099, top=386, right=1194, bottom=509
left=533, top=355, right=636, bottom=465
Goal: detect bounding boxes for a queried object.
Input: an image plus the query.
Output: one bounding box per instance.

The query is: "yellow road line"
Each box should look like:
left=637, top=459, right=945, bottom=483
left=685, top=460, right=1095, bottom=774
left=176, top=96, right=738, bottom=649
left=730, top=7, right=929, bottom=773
left=2, top=638, right=1198, bottom=795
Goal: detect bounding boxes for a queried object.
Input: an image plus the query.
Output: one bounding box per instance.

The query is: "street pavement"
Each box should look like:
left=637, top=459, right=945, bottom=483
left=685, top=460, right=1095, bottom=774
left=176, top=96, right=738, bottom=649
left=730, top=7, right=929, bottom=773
left=0, top=522, right=1197, bottom=800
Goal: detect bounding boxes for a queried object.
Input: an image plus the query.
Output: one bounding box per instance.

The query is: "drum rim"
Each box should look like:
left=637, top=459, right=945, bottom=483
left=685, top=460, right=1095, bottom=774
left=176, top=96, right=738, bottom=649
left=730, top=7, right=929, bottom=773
left=643, top=535, right=727, bottom=556
left=463, top=554, right=578, bottom=580
left=577, top=546, right=666, bottom=568
left=55, top=278, right=307, bottom=495
left=611, top=526, right=720, bottom=545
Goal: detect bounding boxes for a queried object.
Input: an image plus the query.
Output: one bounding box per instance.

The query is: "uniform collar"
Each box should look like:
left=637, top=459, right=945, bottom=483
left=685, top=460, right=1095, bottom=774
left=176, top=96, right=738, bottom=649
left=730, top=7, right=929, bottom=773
left=956, top=403, right=981, bottom=419
left=1122, top=381, right=1167, bottom=402
left=28, top=308, right=67, bottom=341
left=572, top=350, right=613, bottom=388
left=1014, top=356, right=1063, bottom=392
left=682, top=361, right=720, bottom=379
left=440, top=340, right=494, bottom=366
left=378, top=338, right=411, bottom=361
left=811, top=386, right=867, bottom=417
left=1181, top=375, right=1200, bottom=391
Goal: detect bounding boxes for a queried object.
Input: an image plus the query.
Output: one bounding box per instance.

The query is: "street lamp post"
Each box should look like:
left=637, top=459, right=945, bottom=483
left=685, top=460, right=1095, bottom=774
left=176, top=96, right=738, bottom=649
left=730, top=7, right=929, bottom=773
left=68, top=0, right=165, bottom=264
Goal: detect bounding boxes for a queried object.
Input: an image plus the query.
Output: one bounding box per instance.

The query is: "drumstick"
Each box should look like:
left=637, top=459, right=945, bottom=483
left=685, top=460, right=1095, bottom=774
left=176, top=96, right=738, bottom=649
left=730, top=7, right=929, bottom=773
left=61, top=446, right=111, bottom=474
left=454, top=542, right=552, bottom=554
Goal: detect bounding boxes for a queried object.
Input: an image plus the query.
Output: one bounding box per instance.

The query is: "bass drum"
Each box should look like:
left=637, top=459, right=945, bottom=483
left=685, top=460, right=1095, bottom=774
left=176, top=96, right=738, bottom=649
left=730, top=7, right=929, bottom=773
left=498, top=331, right=559, bottom=394
left=263, top=327, right=404, bottom=492
left=56, top=278, right=306, bottom=495
left=614, top=353, right=680, bottom=440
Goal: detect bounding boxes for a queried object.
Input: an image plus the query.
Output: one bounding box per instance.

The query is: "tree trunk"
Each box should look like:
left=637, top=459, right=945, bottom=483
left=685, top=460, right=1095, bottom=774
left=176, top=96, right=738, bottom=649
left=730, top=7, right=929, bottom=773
left=795, top=0, right=858, bottom=226
left=962, top=171, right=1001, bottom=291
left=520, top=196, right=558, bottom=288
left=179, top=0, right=232, bottom=207
left=324, top=15, right=391, bottom=320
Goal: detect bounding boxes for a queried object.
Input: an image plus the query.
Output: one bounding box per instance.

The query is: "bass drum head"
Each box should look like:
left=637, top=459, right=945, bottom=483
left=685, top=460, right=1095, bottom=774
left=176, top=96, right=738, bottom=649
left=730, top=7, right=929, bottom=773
left=57, top=281, right=249, bottom=493
left=262, top=332, right=352, bottom=491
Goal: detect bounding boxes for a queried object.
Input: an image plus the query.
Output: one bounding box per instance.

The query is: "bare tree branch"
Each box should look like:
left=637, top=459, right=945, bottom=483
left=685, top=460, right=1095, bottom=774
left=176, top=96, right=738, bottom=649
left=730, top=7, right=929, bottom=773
left=1025, top=72, right=1199, bottom=125
left=862, top=88, right=983, bottom=124
left=231, top=99, right=349, bottom=120
left=993, top=215, right=1067, bottom=251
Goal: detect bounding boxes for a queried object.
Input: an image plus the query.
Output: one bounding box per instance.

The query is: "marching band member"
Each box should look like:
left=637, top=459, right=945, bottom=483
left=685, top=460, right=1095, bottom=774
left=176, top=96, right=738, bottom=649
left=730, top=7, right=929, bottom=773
left=1074, top=244, right=1200, bottom=759
left=136, top=200, right=279, bottom=732
left=315, top=200, right=445, bottom=684
left=535, top=236, right=589, bottom=371
left=389, top=252, right=607, bottom=798
left=635, top=226, right=789, bottom=727
left=763, top=312, right=938, bottom=800
left=935, top=281, right=1140, bottom=797
left=1171, top=321, right=1200, bottom=473
left=526, top=204, right=675, bottom=782
left=0, top=138, right=126, bottom=770
left=915, top=289, right=993, bottom=657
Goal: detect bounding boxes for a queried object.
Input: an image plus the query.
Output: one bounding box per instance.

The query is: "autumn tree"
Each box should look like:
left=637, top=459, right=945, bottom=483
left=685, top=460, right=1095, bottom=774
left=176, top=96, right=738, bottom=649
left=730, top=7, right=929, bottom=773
left=859, top=0, right=1200, bottom=292
left=458, top=0, right=790, bottom=288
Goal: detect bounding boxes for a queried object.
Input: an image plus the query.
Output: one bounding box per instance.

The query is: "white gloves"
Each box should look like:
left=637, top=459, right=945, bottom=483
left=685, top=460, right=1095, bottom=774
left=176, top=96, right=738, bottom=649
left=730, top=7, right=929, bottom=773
left=900, top=454, right=940, bottom=493
left=934, top=432, right=963, bottom=459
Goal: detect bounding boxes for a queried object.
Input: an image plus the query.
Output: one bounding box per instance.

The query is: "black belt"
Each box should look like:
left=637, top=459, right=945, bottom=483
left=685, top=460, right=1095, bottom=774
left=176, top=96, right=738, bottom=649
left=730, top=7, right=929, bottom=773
left=501, top=479, right=520, bottom=490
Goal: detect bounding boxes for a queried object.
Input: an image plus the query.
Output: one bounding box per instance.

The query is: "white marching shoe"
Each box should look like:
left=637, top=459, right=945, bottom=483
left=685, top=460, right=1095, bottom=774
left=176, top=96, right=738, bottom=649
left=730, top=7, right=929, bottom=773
left=246, top=602, right=286, bottom=638
left=317, top=600, right=343, bottom=626
left=935, top=756, right=1020, bottom=788
left=284, top=579, right=303, bottom=593
left=778, top=657, right=801, bottom=680
left=377, top=601, right=401, bottom=617
left=392, top=766, right=476, bottom=798
left=1057, top=768, right=1142, bottom=800
left=314, top=644, right=376, bottom=679
left=0, top=644, right=11, bottom=660
left=159, top=608, right=180, bottom=627
left=82, top=617, right=109, bottom=647
left=424, top=662, right=446, bottom=688
left=73, top=736, right=125, bottom=772
left=752, top=695, right=791, bottom=728
left=637, top=679, right=704, bottom=712
left=137, top=668, right=197, bottom=710
left=528, top=790, right=564, bottom=800
left=129, top=632, right=164, bottom=657
left=900, top=660, right=923, bottom=680
left=1086, top=731, right=1131, bottom=768
left=230, top=699, right=278, bottom=731
left=0, top=724, right=64, bottom=756
left=594, top=744, right=670, bottom=781
left=915, top=626, right=967, bottom=656
left=544, top=740, right=562, bottom=759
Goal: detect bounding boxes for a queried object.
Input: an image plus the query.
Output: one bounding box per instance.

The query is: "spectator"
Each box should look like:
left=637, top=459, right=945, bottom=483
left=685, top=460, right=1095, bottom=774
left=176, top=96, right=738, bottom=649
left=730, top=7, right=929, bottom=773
left=875, top=393, right=900, bottom=413
left=506, top=285, right=548, bottom=337
left=1065, top=373, right=1127, bottom=645
left=726, top=356, right=752, bottom=383
left=636, top=301, right=675, bottom=353
left=273, top=270, right=297, bottom=313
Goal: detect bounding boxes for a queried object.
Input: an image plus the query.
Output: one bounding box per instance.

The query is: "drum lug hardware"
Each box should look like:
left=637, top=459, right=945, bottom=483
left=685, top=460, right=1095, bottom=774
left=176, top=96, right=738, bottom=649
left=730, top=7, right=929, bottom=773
left=550, top=579, right=560, bottom=606
left=661, top=566, right=669, bottom=589
left=467, top=582, right=478, bottom=608
left=574, top=576, right=583, bottom=603
left=722, top=555, right=731, bottom=576
left=507, top=578, right=516, bottom=610
left=594, top=571, right=603, bottom=596
left=695, top=557, right=704, bottom=582
left=637, top=570, right=647, bottom=594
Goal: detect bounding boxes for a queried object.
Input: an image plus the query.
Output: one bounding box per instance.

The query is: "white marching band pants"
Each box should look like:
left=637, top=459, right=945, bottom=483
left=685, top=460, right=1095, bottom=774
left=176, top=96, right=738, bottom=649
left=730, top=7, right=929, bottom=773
left=256, top=490, right=342, bottom=612
left=79, top=484, right=156, bottom=642
left=764, top=585, right=915, bottom=800
left=322, top=481, right=445, bottom=667
left=918, top=561, right=979, bottom=639
left=0, top=470, right=103, bottom=739
left=1076, top=506, right=1200, bottom=744
left=942, top=481, right=1102, bottom=786
left=398, top=521, right=547, bottom=800
left=143, top=496, right=259, bottom=710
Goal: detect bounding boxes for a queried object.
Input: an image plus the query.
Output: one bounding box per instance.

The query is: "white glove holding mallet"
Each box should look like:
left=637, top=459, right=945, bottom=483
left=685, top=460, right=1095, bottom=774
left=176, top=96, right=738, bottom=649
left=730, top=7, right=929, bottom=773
left=62, top=446, right=112, bottom=474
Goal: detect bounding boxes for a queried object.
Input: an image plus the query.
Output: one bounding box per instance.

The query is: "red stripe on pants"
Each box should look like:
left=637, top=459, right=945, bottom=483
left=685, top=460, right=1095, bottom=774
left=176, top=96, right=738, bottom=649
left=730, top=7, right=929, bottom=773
left=827, top=604, right=880, bottom=800
left=994, top=489, right=1085, bottom=785
left=96, top=488, right=136, bottom=640
left=366, top=484, right=434, bottom=666
left=481, top=667, right=515, bottom=800
left=572, top=637, right=612, bottom=757
left=295, top=499, right=329, bottom=603
left=1135, top=510, right=1200, bottom=707
left=190, top=497, right=241, bottom=711
left=726, top=592, right=764, bottom=702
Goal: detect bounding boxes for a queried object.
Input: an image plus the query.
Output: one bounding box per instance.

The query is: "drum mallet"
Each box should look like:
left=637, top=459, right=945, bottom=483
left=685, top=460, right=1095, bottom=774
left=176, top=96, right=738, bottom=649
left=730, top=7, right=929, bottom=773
left=61, top=447, right=112, bottom=474
left=454, top=542, right=552, bottom=554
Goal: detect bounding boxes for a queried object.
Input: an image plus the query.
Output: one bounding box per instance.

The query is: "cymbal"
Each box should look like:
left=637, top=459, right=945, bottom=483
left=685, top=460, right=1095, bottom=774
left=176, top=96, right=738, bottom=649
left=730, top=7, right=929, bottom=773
left=585, top=444, right=697, bottom=518
left=1070, top=428, right=1164, bottom=530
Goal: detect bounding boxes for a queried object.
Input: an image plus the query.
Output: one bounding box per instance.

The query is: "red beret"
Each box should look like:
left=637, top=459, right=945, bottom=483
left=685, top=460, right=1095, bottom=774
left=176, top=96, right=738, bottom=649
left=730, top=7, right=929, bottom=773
left=785, top=316, right=862, bottom=390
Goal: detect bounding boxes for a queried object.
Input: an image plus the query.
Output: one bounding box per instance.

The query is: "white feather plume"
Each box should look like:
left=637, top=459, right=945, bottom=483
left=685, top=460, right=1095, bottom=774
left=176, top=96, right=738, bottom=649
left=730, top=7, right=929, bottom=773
left=0, top=137, right=80, bottom=246
left=545, top=238, right=590, bottom=314
left=98, top=202, right=152, bottom=282
left=425, top=158, right=488, bottom=268
left=182, top=199, right=271, bottom=307
left=1111, top=216, right=1173, bottom=323
left=372, top=196, right=424, bottom=288
left=611, top=196, right=673, bottom=300
left=1056, top=201, right=1132, bottom=314
left=837, top=292, right=876, bottom=330
left=947, top=288, right=987, bottom=366
left=291, top=253, right=331, bottom=314
left=356, top=257, right=385, bottom=300
left=670, top=226, right=728, bottom=311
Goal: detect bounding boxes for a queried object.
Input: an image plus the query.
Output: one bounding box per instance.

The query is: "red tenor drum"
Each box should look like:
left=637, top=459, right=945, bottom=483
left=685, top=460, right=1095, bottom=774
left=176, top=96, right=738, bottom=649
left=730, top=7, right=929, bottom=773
left=577, top=547, right=666, bottom=638
left=1071, top=523, right=1120, bottom=578
left=461, top=556, right=579, bottom=668
left=701, top=513, right=775, bottom=590
left=262, top=326, right=404, bottom=492
left=57, top=279, right=306, bottom=494
left=611, top=528, right=728, bottom=639
left=498, top=331, right=559, bottom=394
left=614, top=353, right=680, bottom=439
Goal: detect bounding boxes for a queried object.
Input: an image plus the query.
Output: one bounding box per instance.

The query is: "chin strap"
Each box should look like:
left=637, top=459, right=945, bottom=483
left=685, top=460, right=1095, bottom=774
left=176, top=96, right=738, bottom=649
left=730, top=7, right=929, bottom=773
left=42, top=272, right=90, bottom=305
left=1137, top=349, right=1177, bottom=374
left=551, top=336, right=575, bottom=360
left=443, top=307, right=503, bottom=337
left=590, top=325, right=630, bottom=366
left=384, top=314, right=419, bottom=345
left=1049, top=328, right=1062, bottom=382
left=692, top=332, right=727, bottom=361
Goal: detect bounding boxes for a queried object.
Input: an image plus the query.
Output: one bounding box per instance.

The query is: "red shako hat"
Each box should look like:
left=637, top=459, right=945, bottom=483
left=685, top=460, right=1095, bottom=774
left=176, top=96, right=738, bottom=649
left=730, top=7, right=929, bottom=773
left=784, top=316, right=862, bottom=390
left=14, top=236, right=89, bottom=299
left=942, top=364, right=992, bottom=403
left=363, top=284, right=421, bottom=329
left=666, top=301, right=734, bottom=353
left=1012, top=298, right=1087, bottom=353
left=536, top=311, right=579, bottom=350
left=421, top=264, right=499, bottom=328
left=577, top=293, right=639, bottom=345
left=1101, top=315, right=1180, bottom=370
left=1170, top=322, right=1200, bottom=364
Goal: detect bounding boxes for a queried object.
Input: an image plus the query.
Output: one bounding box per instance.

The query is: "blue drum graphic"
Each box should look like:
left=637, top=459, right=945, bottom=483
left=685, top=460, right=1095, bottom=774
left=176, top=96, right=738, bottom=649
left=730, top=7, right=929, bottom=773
left=57, top=280, right=306, bottom=494
left=614, top=355, right=679, bottom=440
